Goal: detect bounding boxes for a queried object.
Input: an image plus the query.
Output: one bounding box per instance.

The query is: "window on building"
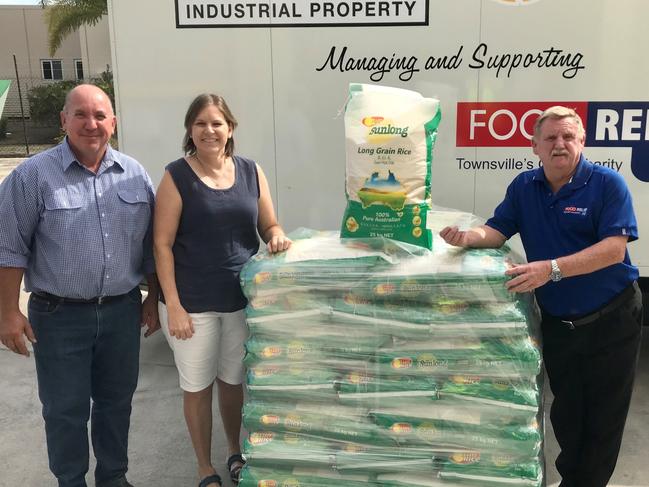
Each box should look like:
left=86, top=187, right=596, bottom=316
left=41, top=59, right=63, bottom=80
left=74, top=59, right=84, bottom=80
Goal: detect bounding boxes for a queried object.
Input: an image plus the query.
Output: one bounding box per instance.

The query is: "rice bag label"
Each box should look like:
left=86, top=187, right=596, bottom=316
left=341, top=83, right=441, bottom=249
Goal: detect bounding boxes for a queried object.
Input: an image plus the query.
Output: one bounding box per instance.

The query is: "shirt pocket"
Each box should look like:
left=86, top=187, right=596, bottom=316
left=42, top=191, right=85, bottom=233
left=117, top=188, right=151, bottom=239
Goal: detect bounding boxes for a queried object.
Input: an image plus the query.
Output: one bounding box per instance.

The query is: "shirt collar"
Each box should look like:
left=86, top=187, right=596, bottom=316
left=532, top=154, right=593, bottom=189
left=59, top=137, right=123, bottom=172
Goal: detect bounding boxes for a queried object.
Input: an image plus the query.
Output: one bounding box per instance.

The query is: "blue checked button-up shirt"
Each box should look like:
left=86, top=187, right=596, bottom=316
left=0, top=139, right=155, bottom=299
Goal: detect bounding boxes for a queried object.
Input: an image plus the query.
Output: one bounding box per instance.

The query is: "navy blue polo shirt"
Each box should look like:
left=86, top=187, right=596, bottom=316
left=486, top=155, right=638, bottom=317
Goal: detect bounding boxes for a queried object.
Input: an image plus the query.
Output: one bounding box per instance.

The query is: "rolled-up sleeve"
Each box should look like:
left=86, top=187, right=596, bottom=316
left=0, top=169, right=40, bottom=268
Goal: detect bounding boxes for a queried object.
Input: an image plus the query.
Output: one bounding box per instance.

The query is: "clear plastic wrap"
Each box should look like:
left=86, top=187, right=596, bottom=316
left=240, top=228, right=543, bottom=487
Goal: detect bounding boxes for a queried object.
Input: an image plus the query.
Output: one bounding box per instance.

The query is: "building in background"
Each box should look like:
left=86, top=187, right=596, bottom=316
left=0, top=4, right=110, bottom=154
left=0, top=4, right=110, bottom=117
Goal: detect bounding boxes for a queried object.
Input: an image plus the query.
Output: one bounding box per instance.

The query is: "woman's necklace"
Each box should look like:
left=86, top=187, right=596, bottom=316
left=194, top=153, right=232, bottom=188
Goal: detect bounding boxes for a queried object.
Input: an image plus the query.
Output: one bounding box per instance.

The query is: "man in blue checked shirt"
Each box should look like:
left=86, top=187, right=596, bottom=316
left=0, top=84, right=159, bottom=487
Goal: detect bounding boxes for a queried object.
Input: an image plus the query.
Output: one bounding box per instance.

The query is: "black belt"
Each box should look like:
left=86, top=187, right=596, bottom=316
left=555, top=282, right=637, bottom=330
left=32, top=291, right=128, bottom=305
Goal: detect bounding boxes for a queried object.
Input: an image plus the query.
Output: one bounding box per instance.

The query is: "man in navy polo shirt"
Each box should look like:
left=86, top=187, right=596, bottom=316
left=440, top=105, right=642, bottom=487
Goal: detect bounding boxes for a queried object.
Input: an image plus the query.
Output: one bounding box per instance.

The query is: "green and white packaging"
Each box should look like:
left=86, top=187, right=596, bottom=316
left=240, top=229, right=544, bottom=486
left=341, top=84, right=441, bottom=249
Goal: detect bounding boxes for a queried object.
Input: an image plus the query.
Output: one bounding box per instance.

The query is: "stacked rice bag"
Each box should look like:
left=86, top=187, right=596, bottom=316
left=239, top=228, right=543, bottom=487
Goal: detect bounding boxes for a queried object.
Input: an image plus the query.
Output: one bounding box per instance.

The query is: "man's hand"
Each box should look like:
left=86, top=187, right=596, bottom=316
left=267, top=235, right=292, bottom=254
left=439, top=226, right=470, bottom=247
left=505, top=261, right=552, bottom=293
left=141, top=294, right=160, bottom=338
left=0, top=310, right=36, bottom=357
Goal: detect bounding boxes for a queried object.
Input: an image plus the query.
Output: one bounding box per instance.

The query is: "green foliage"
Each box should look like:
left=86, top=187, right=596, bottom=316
left=27, top=70, right=114, bottom=126
left=27, top=80, right=78, bottom=126
left=91, top=70, right=114, bottom=107
left=42, top=0, right=108, bottom=56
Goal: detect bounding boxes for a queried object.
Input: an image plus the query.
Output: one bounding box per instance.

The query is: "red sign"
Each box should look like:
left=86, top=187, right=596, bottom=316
left=456, top=101, right=588, bottom=147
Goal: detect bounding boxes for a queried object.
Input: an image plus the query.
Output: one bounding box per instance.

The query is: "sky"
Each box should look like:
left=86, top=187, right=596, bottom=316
left=0, top=0, right=42, bottom=4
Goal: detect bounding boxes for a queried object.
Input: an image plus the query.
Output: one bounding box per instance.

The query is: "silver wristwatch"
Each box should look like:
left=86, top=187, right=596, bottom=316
left=550, top=259, right=562, bottom=282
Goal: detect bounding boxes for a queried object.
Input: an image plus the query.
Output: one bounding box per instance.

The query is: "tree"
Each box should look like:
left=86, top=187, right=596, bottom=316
left=40, top=0, right=108, bottom=56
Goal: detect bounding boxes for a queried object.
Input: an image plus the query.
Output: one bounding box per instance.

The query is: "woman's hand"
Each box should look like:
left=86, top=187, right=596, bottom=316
left=267, top=234, right=292, bottom=254
left=166, top=303, right=194, bottom=340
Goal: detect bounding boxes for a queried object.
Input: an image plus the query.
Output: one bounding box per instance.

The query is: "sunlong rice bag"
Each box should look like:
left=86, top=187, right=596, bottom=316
left=341, top=83, right=441, bottom=249
left=239, top=466, right=373, bottom=487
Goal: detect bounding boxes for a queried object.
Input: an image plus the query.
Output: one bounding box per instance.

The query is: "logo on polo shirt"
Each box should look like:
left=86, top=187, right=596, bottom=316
left=563, top=206, right=588, bottom=216
left=456, top=101, right=649, bottom=182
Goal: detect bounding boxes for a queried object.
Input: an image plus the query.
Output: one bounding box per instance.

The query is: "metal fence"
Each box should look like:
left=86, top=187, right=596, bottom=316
left=0, top=74, right=63, bottom=157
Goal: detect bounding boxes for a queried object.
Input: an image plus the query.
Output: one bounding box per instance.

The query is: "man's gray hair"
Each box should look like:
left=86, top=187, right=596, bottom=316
left=533, top=106, right=585, bottom=138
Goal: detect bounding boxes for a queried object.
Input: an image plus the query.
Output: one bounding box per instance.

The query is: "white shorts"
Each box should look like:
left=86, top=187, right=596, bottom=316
left=159, top=303, right=249, bottom=392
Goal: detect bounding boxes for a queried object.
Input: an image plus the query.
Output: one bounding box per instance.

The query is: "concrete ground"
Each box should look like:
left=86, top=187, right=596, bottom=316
left=1, top=157, right=648, bottom=486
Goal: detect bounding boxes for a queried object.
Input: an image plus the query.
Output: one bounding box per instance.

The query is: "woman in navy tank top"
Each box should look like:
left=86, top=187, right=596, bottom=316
left=153, top=94, right=290, bottom=487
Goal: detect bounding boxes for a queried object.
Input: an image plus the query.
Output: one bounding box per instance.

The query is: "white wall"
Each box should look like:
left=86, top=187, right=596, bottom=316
left=80, top=16, right=112, bottom=77
left=109, top=0, right=649, bottom=274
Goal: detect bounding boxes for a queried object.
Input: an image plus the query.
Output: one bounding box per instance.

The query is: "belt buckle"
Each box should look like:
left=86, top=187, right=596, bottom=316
left=97, top=296, right=106, bottom=305
left=561, top=320, right=576, bottom=330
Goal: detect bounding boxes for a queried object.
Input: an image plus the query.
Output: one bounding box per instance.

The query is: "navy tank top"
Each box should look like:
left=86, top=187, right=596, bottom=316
left=164, top=156, right=260, bottom=312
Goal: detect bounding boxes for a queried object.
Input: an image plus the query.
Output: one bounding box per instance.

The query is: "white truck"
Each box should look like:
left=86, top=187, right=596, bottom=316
left=107, top=0, right=649, bottom=307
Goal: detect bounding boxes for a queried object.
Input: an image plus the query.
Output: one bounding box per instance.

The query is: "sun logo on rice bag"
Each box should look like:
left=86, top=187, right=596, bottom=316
left=390, top=422, right=413, bottom=434
left=341, top=83, right=441, bottom=249
left=346, top=372, right=370, bottom=384
left=253, top=271, right=272, bottom=284
left=342, top=293, right=371, bottom=306
left=261, top=346, right=283, bottom=359
left=250, top=366, right=280, bottom=378
left=343, top=442, right=366, bottom=453
left=452, top=375, right=481, bottom=385
left=451, top=451, right=481, bottom=465
left=391, top=357, right=413, bottom=369
left=257, top=480, right=277, bottom=487
left=260, top=415, right=281, bottom=425
left=249, top=432, right=275, bottom=445
left=436, top=299, right=469, bottom=314
left=373, top=282, right=396, bottom=296
left=362, top=116, right=384, bottom=127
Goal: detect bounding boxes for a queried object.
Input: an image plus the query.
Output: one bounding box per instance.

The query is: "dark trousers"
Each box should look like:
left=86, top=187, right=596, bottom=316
left=541, top=282, right=643, bottom=487
left=29, top=288, right=142, bottom=487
